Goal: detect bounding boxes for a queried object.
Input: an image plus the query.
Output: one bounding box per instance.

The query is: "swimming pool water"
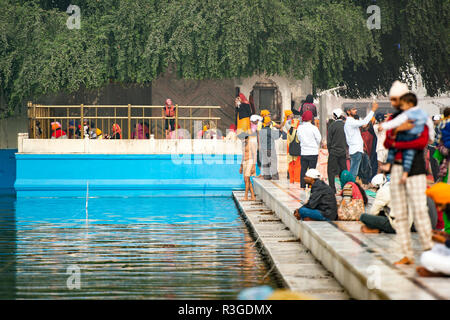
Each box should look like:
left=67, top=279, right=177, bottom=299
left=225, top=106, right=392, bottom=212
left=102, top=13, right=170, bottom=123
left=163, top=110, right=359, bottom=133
left=0, top=195, right=280, bottom=299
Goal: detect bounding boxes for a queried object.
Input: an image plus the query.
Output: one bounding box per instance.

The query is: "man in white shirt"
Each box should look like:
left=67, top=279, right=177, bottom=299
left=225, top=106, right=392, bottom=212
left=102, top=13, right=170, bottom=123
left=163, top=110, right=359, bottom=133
left=373, top=113, right=389, bottom=171
left=344, top=102, right=379, bottom=179
left=297, top=110, right=322, bottom=188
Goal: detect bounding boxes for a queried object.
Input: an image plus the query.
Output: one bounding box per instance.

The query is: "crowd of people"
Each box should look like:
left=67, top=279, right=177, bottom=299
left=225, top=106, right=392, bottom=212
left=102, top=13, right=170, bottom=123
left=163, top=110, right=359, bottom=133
left=236, top=81, right=450, bottom=276
left=46, top=99, right=188, bottom=140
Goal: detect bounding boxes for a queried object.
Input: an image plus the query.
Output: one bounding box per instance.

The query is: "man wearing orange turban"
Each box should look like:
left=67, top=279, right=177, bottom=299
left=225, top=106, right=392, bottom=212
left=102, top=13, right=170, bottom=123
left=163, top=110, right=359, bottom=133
left=426, top=183, right=450, bottom=234
left=416, top=183, right=450, bottom=277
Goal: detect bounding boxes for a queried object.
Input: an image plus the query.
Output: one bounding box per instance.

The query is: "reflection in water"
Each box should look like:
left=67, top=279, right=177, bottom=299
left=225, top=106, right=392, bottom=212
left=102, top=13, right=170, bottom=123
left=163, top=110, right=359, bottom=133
left=0, top=196, right=16, bottom=299
left=0, top=196, right=279, bottom=299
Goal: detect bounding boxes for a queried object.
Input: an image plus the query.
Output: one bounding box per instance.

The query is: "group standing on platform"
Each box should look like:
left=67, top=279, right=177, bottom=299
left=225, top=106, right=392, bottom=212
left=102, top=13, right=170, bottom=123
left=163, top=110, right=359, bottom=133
left=236, top=83, right=450, bottom=275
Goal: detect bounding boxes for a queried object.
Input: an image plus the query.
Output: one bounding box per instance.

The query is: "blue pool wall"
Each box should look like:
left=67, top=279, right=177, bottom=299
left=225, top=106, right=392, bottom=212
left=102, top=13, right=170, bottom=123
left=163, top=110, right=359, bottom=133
left=0, top=149, right=17, bottom=196
left=15, top=154, right=248, bottom=197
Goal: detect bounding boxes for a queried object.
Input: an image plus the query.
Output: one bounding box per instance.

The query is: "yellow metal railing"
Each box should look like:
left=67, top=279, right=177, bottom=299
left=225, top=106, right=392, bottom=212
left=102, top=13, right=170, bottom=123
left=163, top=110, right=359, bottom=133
left=27, top=102, right=221, bottom=139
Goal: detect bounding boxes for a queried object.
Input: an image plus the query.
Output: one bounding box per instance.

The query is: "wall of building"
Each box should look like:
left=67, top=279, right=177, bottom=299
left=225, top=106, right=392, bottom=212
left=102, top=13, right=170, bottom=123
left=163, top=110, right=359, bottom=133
left=0, top=149, right=17, bottom=195
left=0, top=83, right=152, bottom=149
left=237, top=74, right=312, bottom=116
left=151, top=69, right=236, bottom=133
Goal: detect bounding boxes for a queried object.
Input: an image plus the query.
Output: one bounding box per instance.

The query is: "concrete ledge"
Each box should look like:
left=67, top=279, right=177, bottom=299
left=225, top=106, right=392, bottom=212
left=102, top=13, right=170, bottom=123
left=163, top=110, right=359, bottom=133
left=19, top=138, right=243, bottom=154
left=253, top=178, right=450, bottom=300
left=17, top=135, right=287, bottom=155
left=14, top=153, right=244, bottom=197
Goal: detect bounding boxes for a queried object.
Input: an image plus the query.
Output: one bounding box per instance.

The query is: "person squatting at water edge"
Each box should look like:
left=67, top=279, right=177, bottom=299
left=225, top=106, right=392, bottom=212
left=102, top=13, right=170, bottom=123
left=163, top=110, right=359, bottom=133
left=293, top=169, right=337, bottom=222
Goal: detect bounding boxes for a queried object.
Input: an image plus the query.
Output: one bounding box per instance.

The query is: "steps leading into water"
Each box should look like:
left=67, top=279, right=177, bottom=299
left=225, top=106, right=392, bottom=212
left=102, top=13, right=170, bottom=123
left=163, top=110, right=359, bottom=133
left=232, top=191, right=350, bottom=300
left=252, top=178, right=450, bottom=300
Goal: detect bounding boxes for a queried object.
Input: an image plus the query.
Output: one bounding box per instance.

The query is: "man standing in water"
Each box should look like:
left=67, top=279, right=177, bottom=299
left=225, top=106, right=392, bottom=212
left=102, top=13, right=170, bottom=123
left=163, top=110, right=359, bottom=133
left=383, top=81, right=434, bottom=265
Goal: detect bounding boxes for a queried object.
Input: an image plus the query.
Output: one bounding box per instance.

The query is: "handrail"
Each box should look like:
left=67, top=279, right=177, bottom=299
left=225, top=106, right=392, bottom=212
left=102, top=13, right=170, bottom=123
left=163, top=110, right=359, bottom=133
left=28, top=102, right=222, bottom=139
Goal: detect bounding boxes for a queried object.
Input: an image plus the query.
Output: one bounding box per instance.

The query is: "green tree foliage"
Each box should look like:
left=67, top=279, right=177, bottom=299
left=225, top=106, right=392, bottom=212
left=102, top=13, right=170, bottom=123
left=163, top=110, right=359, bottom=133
left=0, top=0, right=448, bottom=117
left=341, top=0, right=450, bottom=98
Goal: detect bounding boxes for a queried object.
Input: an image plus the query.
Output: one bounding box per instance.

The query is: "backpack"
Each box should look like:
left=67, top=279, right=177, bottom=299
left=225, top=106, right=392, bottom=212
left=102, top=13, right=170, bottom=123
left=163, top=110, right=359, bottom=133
left=288, top=127, right=301, bottom=156
left=300, top=103, right=317, bottom=116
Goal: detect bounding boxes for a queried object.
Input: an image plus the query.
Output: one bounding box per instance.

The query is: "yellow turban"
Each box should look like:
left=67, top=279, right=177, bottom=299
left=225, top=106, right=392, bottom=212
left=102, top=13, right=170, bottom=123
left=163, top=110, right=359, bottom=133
left=203, top=125, right=208, bottom=132
left=426, top=183, right=450, bottom=204
left=284, top=110, right=293, bottom=117
left=268, top=289, right=314, bottom=300
left=261, top=110, right=270, bottom=117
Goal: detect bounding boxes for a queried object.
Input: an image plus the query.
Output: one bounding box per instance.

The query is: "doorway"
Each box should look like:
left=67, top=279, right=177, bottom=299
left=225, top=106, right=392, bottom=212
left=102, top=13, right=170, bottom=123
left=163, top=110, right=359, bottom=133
left=250, top=80, right=282, bottom=121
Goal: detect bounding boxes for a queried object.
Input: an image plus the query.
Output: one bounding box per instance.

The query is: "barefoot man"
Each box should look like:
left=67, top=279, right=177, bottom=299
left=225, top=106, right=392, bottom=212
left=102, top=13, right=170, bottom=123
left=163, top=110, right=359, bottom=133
left=384, top=81, right=435, bottom=265
left=239, top=131, right=257, bottom=201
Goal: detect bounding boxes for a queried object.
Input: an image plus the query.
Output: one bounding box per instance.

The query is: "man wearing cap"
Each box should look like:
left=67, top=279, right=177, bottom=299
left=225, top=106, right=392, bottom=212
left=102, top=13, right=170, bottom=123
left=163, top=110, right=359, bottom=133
left=327, top=108, right=347, bottom=193
left=293, top=169, right=337, bottom=221
left=344, top=103, right=379, bottom=180
left=383, top=80, right=434, bottom=265
left=297, top=110, right=322, bottom=188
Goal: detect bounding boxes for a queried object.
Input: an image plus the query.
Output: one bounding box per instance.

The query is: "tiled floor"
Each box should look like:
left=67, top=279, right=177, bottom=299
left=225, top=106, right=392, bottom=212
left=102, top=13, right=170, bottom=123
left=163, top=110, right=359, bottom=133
left=252, top=177, right=450, bottom=300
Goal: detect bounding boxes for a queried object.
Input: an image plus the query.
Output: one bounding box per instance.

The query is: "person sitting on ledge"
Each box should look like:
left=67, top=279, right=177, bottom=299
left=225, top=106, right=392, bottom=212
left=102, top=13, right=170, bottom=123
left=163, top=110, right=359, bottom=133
left=336, top=170, right=368, bottom=221
left=360, top=174, right=437, bottom=234
left=293, top=169, right=337, bottom=221
left=416, top=183, right=450, bottom=277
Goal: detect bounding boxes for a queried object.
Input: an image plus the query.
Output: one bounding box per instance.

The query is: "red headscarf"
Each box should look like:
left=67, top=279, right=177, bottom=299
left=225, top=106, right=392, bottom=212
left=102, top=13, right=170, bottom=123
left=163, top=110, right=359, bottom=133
left=112, top=123, right=122, bottom=139
left=302, top=110, right=313, bottom=122
left=239, top=93, right=249, bottom=104
left=229, top=124, right=236, bottom=132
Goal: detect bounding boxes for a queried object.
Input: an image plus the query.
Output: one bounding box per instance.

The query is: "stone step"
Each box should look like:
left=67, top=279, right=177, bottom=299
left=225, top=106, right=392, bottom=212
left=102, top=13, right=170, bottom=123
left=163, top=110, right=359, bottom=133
left=252, top=178, right=450, bottom=300
left=232, top=191, right=350, bottom=300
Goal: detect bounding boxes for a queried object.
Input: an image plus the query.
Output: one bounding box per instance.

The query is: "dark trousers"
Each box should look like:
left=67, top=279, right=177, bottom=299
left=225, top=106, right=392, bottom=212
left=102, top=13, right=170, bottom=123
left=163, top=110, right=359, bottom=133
left=428, top=145, right=439, bottom=182
left=300, top=155, right=318, bottom=188
left=327, top=153, right=347, bottom=193
left=360, top=197, right=437, bottom=233
left=360, top=213, right=396, bottom=233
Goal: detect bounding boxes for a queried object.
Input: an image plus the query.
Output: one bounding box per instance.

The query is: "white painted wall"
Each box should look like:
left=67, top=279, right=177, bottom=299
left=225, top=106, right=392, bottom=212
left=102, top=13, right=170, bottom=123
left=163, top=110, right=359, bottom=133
left=16, top=133, right=288, bottom=174
left=237, top=74, right=312, bottom=121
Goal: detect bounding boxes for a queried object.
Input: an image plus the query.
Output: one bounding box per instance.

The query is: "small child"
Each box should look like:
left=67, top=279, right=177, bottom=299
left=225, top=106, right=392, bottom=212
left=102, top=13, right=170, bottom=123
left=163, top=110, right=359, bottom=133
left=379, top=93, right=428, bottom=184
left=239, top=132, right=258, bottom=201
